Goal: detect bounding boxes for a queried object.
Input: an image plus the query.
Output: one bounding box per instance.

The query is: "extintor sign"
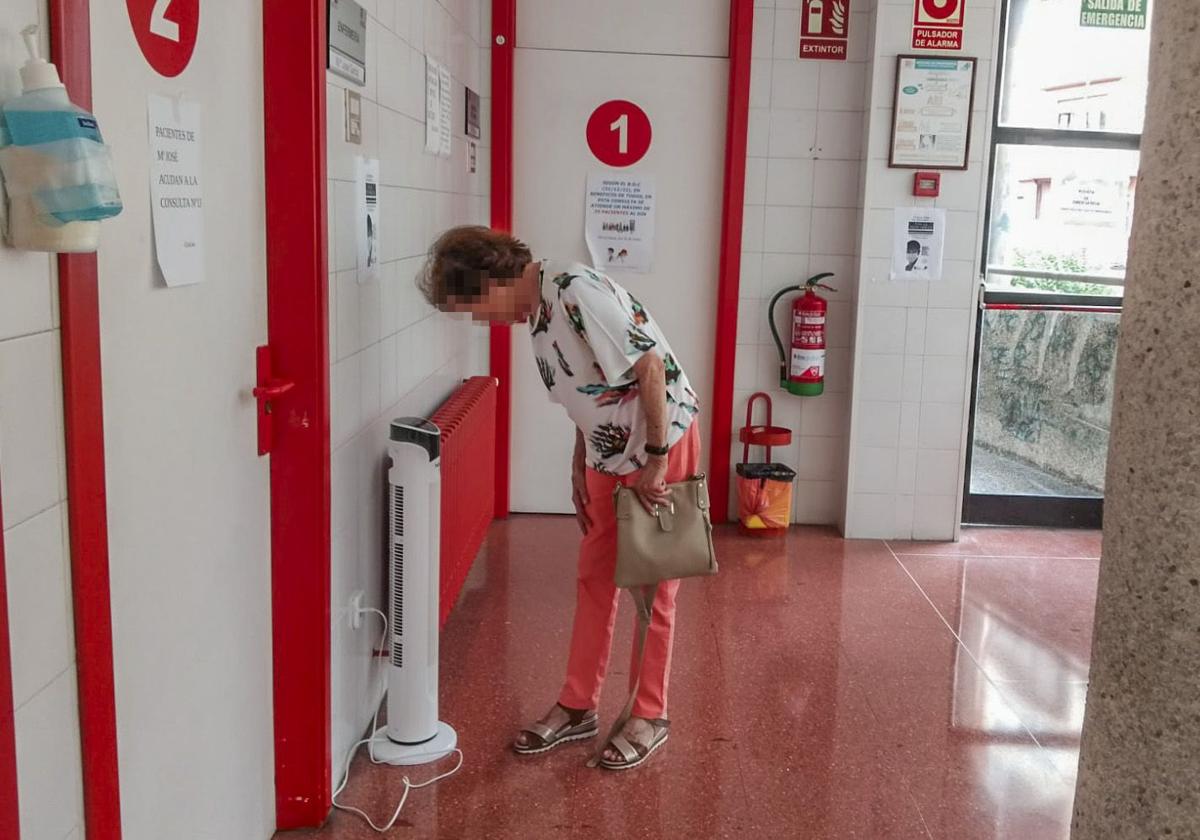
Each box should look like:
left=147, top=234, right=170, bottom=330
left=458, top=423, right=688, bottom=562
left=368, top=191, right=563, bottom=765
left=800, top=0, right=851, bottom=61
left=912, top=0, right=965, bottom=50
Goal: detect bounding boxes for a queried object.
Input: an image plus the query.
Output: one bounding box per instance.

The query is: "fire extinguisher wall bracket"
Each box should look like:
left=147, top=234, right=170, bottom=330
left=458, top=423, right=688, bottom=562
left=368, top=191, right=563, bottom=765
left=768, top=272, right=836, bottom=397
left=767, top=283, right=803, bottom=389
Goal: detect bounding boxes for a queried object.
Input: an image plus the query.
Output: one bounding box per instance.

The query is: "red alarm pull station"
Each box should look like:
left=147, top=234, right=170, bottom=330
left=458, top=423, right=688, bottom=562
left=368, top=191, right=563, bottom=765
left=914, top=171, right=941, bottom=197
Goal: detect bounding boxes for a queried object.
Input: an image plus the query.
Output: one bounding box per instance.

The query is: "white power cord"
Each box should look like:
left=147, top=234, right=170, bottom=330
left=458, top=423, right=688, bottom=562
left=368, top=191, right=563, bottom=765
left=332, top=606, right=464, bottom=832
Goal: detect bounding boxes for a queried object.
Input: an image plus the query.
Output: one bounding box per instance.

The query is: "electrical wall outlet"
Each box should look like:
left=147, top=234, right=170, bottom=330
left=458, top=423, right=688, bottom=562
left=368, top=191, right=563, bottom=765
left=349, top=590, right=365, bottom=629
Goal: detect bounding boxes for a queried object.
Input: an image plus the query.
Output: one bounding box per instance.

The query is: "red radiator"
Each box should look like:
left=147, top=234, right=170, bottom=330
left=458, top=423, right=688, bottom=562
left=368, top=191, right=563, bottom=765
left=431, top=377, right=497, bottom=627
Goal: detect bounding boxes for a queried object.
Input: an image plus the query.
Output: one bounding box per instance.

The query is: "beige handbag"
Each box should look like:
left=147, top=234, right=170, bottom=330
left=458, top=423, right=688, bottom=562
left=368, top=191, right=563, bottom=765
left=588, top=474, right=718, bottom=767
left=613, top=474, right=719, bottom=587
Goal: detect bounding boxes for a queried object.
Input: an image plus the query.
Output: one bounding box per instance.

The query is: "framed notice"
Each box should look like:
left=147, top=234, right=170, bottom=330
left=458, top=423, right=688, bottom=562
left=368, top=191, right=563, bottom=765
left=888, top=55, right=978, bottom=170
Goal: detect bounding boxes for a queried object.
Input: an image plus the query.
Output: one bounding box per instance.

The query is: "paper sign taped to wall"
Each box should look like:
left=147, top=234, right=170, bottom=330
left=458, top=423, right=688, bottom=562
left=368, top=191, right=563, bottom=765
left=584, top=172, right=656, bottom=274
left=356, top=156, right=380, bottom=283
left=438, top=62, right=453, bottom=157
left=425, top=57, right=442, bottom=153
left=147, top=94, right=205, bottom=287
left=891, top=207, right=945, bottom=281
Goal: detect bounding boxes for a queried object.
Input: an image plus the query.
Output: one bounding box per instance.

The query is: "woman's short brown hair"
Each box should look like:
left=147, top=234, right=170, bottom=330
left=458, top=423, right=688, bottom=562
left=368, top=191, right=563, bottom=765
left=419, top=226, right=533, bottom=309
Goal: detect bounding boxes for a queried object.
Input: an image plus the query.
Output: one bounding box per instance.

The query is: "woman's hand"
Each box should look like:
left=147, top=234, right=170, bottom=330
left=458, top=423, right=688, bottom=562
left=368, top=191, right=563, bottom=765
left=571, top=455, right=593, bottom=535
left=634, top=455, right=672, bottom=515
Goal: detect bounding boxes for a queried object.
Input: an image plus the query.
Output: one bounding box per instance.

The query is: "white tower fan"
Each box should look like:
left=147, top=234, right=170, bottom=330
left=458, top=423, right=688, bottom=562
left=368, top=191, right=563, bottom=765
left=371, top=418, right=457, bottom=765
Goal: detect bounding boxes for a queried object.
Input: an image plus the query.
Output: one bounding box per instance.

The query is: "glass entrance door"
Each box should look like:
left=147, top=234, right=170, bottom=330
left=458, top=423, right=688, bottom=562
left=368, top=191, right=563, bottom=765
left=964, top=0, right=1151, bottom=527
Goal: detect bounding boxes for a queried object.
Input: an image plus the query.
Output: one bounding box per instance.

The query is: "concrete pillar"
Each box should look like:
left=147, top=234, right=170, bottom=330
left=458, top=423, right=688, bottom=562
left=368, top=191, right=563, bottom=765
left=1071, top=6, right=1200, bottom=838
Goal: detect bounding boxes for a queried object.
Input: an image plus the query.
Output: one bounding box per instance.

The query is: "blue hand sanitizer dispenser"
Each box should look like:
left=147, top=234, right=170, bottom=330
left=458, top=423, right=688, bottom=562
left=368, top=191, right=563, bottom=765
left=0, top=25, right=122, bottom=252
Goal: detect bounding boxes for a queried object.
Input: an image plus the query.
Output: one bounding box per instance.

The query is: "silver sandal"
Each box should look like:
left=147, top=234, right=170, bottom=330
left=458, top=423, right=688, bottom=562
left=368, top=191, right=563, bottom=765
left=513, top=705, right=599, bottom=756
left=598, top=718, right=670, bottom=770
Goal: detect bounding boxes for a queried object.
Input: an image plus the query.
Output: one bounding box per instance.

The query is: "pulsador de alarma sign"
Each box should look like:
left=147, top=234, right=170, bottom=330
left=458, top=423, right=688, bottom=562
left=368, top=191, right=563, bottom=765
left=912, top=0, right=965, bottom=51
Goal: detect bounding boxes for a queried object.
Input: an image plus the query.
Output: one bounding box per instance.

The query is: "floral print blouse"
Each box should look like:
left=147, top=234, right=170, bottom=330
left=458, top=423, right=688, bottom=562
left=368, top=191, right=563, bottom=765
left=528, top=259, right=700, bottom=476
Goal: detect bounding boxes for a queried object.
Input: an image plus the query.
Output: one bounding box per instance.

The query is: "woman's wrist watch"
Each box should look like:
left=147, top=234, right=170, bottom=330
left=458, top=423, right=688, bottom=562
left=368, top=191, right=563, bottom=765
left=644, top=442, right=669, bottom=458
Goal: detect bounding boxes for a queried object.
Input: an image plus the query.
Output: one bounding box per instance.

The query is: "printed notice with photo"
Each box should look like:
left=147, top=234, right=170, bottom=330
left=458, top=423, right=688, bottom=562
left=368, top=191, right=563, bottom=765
left=892, top=207, right=946, bottom=281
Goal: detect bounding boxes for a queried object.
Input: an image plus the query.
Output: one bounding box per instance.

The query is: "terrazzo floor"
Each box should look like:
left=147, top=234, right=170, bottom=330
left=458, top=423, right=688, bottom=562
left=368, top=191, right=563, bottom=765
left=280, top=520, right=1102, bottom=840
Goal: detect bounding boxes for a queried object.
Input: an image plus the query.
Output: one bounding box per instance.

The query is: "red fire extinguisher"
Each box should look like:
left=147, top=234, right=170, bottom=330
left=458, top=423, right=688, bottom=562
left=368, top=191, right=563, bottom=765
left=769, top=272, right=836, bottom=396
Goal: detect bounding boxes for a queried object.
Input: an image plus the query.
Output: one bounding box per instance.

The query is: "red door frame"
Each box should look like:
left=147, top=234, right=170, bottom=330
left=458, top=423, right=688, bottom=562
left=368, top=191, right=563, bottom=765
left=263, top=0, right=332, bottom=828
left=489, top=0, right=516, bottom=519
left=49, top=2, right=125, bottom=838
left=487, top=0, right=752, bottom=522
left=709, top=0, right=754, bottom=521
left=0, top=479, right=19, bottom=840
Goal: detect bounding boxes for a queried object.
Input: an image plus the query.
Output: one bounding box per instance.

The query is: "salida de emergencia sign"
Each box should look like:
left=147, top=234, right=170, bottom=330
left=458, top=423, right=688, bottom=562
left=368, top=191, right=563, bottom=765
left=1080, top=0, right=1148, bottom=29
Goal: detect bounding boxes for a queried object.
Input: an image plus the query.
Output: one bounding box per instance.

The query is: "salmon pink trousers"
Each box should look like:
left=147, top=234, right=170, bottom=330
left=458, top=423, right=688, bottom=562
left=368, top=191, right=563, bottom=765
left=558, top=422, right=702, bottom=720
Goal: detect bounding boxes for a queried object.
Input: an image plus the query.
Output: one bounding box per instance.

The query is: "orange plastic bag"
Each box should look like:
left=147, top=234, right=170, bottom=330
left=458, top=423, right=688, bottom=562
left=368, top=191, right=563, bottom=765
left=736, top=463, right=796, bottom=532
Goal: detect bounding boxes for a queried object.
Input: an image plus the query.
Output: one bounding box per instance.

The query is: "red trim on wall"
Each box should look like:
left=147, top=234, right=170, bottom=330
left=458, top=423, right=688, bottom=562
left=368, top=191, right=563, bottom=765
left=49, top=2, right=125, bottom=837
left=263, top=0, right=332, bottom=828
left=709, top=0, right=754, bottom=522
left=489, top=0, right=516, bottom=519
left=0, top=481, right=19, bottom=840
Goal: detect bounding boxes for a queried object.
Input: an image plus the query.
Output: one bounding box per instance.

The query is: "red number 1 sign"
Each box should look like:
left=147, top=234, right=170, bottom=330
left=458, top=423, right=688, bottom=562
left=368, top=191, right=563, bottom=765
left=800, top=0, right=851, bottom=61
left=586, top=101, right=652, bottom=168
left=127, top=0, right=200, bottom=78
left=912, top=0, right=965, bottom=51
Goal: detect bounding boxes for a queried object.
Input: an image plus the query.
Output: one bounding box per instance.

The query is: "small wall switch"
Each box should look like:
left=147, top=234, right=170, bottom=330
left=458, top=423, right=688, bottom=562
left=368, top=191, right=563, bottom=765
left=345, top=90, right=362, bottom=145
left=349, top=590, right=365, bottom=629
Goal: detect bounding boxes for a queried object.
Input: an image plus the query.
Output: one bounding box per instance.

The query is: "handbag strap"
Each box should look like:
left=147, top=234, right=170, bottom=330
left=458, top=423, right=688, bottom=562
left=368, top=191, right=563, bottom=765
left=587, top=583, right=657, bottom=768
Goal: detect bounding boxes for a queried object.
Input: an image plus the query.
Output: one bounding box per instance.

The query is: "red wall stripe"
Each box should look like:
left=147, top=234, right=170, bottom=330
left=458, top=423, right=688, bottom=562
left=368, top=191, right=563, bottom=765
left=49, top=1, right=125, bottom=837
left=489, top=0, right=516, bottom=519
left=709, top=0, right=755, bottom=522
left=263, top=0, right=333, bottom=828
left=0, top=480, right=19, bottom=840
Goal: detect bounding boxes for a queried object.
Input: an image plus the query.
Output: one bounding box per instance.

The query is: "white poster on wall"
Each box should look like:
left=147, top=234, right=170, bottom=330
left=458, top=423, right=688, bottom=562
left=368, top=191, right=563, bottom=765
left=438, top=62, right=453, bottom=157
left=584, top=172, right=656, bottom=274
left=147, top=94, right=205, bottom=287
left=424, top=56, right=442, bottom=153
left=891, top=206, right=946, bottom=281
left=356, top=156, right=380, bottom=283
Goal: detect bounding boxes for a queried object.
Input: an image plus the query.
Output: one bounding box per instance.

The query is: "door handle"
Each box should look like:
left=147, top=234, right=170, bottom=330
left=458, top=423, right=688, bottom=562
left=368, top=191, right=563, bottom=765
left=253, top=380, right=295, bottom=400
left=254, top=345, right=295, bottom=456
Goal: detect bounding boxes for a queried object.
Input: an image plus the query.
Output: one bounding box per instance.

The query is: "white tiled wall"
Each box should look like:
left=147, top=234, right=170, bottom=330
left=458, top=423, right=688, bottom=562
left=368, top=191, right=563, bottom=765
left=1, top=3, right=85, bottom=838
left=738, top=0, right=1001, bottom=538
left=328, top=0, right=491, bottom=779
left=843, top=0, right=1002, bottom=539
left=732, top=0, right=873, bottom=525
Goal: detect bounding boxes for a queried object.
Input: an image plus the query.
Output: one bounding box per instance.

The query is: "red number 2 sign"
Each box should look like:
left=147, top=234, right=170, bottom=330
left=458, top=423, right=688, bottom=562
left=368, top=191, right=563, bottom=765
left=127, top=0, right=200, bottom=78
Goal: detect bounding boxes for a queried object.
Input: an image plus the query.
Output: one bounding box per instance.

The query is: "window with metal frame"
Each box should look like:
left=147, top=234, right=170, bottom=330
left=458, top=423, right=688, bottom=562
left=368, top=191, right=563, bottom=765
left=981, top=0, right=1152, bottom=297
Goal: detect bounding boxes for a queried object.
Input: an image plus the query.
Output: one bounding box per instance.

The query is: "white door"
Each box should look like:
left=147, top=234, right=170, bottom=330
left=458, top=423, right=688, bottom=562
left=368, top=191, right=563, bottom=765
left=91, top=6, right=275, bottom=838
left=510, top=11, right=729, bottom=513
